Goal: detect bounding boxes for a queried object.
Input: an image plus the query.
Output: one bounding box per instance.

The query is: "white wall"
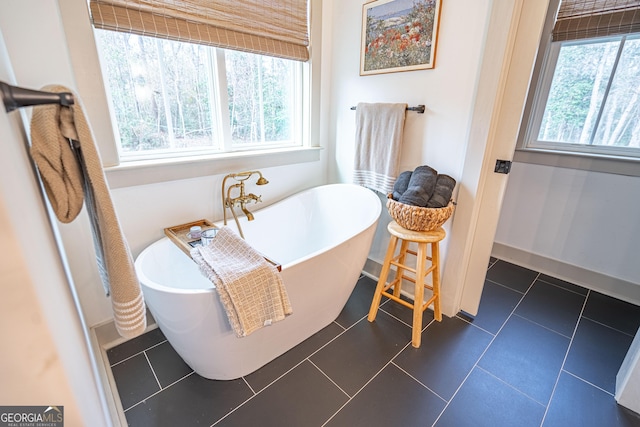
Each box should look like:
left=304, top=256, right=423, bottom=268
left=326, top=0, right=491, bottom=267
left=494, top=162, right=640, bottom=303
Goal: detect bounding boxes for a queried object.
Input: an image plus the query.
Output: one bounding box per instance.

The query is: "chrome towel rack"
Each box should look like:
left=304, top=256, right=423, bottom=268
left=1, top=81, right=74, bottom=113
left=350, top=104, right=425, bottom=114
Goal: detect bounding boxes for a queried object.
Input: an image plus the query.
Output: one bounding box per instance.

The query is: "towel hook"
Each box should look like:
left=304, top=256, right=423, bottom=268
left=1, top=81, right=74, bottom=113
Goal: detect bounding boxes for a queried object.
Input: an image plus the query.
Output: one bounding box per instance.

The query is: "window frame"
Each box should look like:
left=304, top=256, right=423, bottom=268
left=95, top=30, right=306, bottom=162
left=101, top=45, right=319, bottom=189
left=515, top=0, right=640, bottom=177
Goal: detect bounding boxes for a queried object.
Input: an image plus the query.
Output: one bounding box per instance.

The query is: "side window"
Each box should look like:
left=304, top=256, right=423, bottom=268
left=526, top=34, right=640, bottom=158
left=519, top=0, right=640, bottom=163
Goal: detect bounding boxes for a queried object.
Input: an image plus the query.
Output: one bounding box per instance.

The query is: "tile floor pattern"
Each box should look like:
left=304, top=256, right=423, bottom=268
left=108, top=258, right=640, bottom=426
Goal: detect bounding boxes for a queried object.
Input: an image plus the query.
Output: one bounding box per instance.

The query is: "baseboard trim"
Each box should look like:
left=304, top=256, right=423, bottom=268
left=492, top=242, right=640, bottom=306
left=90, top=312, right=158, bottom=426
left=363, top=258, right=383, bottom=281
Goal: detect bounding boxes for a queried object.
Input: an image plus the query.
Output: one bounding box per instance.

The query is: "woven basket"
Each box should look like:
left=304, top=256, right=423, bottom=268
left=386, top=194, right=455, bottom=231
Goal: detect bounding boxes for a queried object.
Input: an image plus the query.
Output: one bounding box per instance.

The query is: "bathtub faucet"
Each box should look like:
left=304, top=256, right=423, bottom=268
left=221, top=171, right=269, bottom=238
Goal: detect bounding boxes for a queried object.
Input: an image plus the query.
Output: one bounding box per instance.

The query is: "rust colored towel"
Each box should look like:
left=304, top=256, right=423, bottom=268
left=30, top=85, right=146, bottom=339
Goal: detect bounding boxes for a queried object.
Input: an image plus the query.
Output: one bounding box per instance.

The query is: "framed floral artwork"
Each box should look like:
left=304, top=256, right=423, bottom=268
left=360, top=0, right=442, bottom=75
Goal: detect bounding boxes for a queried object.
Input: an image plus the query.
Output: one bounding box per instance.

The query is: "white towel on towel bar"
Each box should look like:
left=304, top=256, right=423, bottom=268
left=353, top=102, right=407, bottom=194
left=191, top=227, right=292, bottom=337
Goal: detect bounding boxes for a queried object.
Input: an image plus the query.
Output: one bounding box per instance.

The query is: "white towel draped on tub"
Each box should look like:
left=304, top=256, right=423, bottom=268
left=191, top=227, right=292, bottom=337
left=353, top=102, right=407, bottom=194
left=30, top=85, right=146, bottom=339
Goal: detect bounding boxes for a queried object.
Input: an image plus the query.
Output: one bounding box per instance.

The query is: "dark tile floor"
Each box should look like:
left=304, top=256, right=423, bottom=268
left=107, top=258, right=640, bottom=426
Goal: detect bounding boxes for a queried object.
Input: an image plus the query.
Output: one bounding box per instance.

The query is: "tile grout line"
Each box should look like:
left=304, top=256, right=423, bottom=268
left=392, top=361, right=448, bottom=403
left=212, top=324, right=379, bottom=427
left=332, top=320, right=347, bottom=331
left=475, top=365, right=547, bottom=408
left=510, top=312, right=575, bottom=339
left=581, top=315, right=639, bottom=338
left=538, top=289, right=590, bottom=427
left=109, top=339, right=169, bottom=368
left=485, top=276, right=528, bottom=294
left=144, top=351, right=163, bottom=390
left=120, top=314, right=355, bottom=423
left=430, top=270, right=537, bottom=426
left=455, top=314, right=497, bottom=337
left=124, top=371, right=196, bottom=413
left=316, top=299, right=432, bottom=426
left=379, top=305, right=435, bottom=331
left=535, top=277, right=588, bottom=297
left=320, top=340, right=414, bottom=427
left=242, top=377, right=256, bottom=395
left=215, top=344, right=357, bottom=427
left=210, top=388, right=254, bottom=426
left=212, top=319, right=360, bottom=426
left=308, top=359, right=351, bottom=398
left=561, top=369, right=616, bottom=397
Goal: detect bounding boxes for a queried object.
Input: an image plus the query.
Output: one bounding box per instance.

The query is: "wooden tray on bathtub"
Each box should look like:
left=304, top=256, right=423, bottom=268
left=164, top=219, right=281, bottom=271
left=164, top=219, right=219, bottom=255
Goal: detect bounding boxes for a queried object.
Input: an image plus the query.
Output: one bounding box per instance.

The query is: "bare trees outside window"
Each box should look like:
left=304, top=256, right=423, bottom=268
left=528, top=34, right=640, bottom=157
left=95, top=30, right=302, bottom=160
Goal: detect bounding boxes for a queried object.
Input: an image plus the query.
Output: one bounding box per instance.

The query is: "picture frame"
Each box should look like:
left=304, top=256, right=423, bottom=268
left=360, top=0, right=442, bottom=76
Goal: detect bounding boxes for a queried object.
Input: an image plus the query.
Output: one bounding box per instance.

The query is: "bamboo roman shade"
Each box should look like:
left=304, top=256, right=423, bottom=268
left=552, top=0, right=640, bottom=41
left=90, top=0, right=310, bottom=61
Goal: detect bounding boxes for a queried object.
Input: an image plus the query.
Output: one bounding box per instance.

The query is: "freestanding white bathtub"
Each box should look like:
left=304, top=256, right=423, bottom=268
left=134, top=183, right=381, bottom=380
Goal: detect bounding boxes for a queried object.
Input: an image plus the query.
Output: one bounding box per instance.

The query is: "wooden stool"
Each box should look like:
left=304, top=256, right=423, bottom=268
left=368, top=221, right=446, bottom=348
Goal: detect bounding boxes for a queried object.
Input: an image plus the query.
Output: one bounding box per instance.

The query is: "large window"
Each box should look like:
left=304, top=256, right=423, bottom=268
left=94, top=30, right=302, bottom=160
left=525, top=34, right=640, bottom=158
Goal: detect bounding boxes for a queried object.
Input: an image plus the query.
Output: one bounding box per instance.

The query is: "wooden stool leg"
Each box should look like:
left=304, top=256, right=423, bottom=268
left=412, top=242, right=427, bottom=348
left=393, top=240, right=410, bottom=298
left=431, top=241, right=442, bottom=321
left=368, top=235, right=398, bottom=322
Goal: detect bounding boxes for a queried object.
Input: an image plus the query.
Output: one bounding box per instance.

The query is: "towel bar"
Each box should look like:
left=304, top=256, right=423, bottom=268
left=350, top=104, right=425, bottom=114
left=1, top=81, right=74, bottom=113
